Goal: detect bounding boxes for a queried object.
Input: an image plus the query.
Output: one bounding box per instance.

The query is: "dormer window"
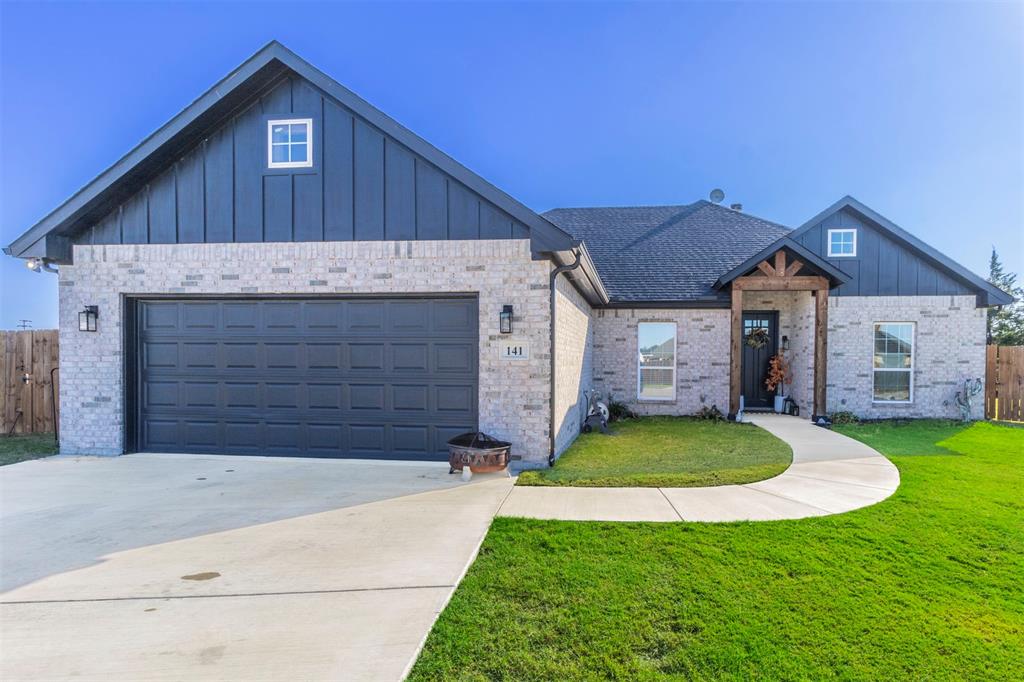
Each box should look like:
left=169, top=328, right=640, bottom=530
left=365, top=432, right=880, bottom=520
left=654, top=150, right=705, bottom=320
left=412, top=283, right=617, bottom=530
left=267, top=118, right=313, bottom=168
left=827, top=228, right=857, bottom=257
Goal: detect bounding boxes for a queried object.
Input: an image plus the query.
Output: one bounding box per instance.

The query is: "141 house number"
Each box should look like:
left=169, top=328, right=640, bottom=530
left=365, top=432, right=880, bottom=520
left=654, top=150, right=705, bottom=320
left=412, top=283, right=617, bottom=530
left=501, top=341, right=530, bottom=360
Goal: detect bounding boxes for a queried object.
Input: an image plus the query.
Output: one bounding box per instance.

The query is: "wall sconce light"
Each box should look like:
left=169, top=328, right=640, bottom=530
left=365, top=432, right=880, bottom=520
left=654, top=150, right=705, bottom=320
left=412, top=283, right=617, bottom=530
left=79, top=305, right=99, bottom=332
left=781, top=335, right=790, bottom=351
left=499, top=305, right=513, bottom=334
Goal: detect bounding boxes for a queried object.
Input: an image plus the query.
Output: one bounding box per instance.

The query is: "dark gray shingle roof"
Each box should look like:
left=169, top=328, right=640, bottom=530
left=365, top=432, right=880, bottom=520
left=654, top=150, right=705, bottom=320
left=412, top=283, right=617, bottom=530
left=543, top=201, right=792, bottom=303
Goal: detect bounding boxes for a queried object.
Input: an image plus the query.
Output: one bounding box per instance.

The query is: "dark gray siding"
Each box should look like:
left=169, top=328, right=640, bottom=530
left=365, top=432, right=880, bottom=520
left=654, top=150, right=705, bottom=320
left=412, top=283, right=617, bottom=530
left=792, top=207, right=972, bottom=297
left=74, top=76, right=529, bottom=246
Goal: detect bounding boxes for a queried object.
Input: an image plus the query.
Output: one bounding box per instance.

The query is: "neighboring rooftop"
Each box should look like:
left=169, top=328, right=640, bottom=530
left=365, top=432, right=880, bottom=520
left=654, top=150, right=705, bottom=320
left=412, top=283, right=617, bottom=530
left=544, top=201, right=792, bottom=304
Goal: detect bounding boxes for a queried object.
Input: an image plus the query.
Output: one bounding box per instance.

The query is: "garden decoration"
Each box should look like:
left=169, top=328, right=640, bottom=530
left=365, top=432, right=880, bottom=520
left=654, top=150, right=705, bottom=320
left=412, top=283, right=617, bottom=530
left=953, top=377, right=983, bottom=422
left=764, top=352, right=793, bottom=413
left=745, top=327, right=771, bottom=349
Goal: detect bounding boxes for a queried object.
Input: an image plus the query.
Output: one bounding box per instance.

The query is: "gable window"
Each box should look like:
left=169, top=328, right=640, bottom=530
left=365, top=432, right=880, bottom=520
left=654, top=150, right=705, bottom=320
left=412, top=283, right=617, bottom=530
left=873, top=322, right=914, bottom=403
left=827, top=229, right=857, bottom=257
left=267, top=118, right=313, bottom=168
left=637, top=322, right=676, bottom=401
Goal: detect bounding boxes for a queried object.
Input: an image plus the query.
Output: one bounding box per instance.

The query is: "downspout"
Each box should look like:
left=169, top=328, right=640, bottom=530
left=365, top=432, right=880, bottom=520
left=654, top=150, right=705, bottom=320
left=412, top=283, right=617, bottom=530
left=549, top=248, right=582, bottom=466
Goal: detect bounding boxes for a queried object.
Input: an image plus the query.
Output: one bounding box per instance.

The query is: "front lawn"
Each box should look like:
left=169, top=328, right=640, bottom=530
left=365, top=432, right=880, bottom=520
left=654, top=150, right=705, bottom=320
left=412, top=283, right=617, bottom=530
left=0, top=433, right=58, bottom=466
left=410, top=421, right=1024, bottom=680
left=517, top=417, right=792, bottom=488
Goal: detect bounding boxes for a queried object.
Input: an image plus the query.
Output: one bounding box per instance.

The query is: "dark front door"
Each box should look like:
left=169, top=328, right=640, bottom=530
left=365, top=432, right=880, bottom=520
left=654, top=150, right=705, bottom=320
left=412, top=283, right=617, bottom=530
left=132, top=297, right=478, bottom=460
left=741, top=311, right=778, bottom=409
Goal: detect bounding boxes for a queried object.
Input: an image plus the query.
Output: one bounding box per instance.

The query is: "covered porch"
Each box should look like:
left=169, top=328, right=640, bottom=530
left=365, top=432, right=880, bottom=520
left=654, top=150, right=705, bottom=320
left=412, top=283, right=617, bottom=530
left=713, top=239, right=850, bottom=422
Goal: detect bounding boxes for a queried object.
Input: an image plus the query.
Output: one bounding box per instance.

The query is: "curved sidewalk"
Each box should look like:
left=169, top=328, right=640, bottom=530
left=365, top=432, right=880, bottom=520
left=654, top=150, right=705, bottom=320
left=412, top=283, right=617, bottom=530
left=497, top=414, right=900, bottom=522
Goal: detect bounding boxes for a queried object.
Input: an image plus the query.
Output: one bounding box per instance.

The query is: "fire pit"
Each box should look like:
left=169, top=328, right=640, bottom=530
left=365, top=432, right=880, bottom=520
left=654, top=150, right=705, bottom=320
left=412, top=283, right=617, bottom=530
left=447, top=432, right=511, bottom=474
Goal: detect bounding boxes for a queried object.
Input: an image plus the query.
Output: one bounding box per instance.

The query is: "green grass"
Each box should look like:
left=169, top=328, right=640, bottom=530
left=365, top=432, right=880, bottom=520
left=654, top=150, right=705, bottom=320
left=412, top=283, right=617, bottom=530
left=410, top=420, right=1024, bottom=681
left=518, top=417, right=792, bottom=488
left=0, top=433, right=58, bottom=466
left=833, top=418, right=968, bottom=456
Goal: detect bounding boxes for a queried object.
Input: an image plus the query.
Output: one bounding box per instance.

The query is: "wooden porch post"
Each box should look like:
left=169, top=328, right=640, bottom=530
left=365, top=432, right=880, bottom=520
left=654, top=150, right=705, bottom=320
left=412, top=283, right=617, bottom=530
left=813, top=286, right=829, bottom=420
left=729, top=283, right=743, bottom=419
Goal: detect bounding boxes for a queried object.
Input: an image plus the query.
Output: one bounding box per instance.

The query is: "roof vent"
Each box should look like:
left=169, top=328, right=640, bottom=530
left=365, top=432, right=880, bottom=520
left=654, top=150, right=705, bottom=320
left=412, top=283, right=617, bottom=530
left=730, top=203, right=743, bottom=211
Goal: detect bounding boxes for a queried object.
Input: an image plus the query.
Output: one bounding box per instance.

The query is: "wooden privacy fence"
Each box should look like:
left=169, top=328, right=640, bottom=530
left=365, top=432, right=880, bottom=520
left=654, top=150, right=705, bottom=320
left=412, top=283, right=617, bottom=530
left=986, top=345, right=1024, bottom=423
left=1, top=330, right=59, bottom=435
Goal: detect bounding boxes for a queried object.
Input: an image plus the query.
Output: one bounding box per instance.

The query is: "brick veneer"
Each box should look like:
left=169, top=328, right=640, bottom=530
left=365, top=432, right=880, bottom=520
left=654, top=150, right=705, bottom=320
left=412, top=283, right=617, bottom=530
left=591, top=308, right=731, bottom=416
left=827, top=295, right=986, bottom=419
left=552, top=273, right=594, bottom=458
left=58, top=239, right=555, bottom=465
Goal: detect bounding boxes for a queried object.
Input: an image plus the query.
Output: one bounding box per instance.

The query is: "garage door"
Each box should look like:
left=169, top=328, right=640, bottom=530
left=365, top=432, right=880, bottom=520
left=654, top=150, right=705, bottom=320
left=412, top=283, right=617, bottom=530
left=133, top=297, right=478, bottom=459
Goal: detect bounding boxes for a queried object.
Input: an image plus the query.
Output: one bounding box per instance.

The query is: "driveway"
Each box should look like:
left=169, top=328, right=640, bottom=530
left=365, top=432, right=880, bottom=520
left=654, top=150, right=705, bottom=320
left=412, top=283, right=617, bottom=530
left=0, top=454, right=513, bottom=681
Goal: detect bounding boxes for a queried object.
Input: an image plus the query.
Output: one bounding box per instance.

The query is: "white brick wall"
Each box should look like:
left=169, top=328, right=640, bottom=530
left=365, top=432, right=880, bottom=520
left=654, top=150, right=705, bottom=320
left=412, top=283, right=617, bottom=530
left=827, top=295, right=986, bottom=419
left=552, top=273, right=593, bottom=458
left=592, top=308, right=731, bottom=416
left=58, top=239, right=555, bottom=466
left=590, top=295, right=986, bottom=421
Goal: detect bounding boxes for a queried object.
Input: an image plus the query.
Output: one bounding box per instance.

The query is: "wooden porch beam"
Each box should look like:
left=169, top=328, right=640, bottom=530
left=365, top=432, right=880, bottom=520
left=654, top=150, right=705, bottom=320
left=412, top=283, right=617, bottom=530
left=784, top=259, right=804, bottom=277
left=774, top=250, right=786, bottom=274
left=729, top=284, right=743, bottom=418
left=813, top=287, right=829, bottom=420
left=734, top=275, right=829, bottom=291
left=756, top=260, right=777, bottom=277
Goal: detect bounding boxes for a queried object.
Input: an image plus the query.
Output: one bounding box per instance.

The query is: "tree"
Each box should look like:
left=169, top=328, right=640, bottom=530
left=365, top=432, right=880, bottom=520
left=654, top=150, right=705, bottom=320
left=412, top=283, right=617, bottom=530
left=987, top=248, right=1024, bottom=345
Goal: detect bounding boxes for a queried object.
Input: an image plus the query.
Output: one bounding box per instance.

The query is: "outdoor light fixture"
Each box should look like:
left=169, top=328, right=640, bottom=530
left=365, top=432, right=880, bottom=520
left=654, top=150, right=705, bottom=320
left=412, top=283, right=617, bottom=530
left=781, top=335, right=790, bottom=351
left=499, top=305, right=513, bottom=334
left=26, top=258, right=41, bottom=272
left=79, top=305, right=99, bottom=332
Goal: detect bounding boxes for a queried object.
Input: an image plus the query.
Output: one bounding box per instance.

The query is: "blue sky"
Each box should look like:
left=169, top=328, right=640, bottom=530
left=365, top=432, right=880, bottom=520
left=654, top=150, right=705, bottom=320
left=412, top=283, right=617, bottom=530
left=2, top=1, right=1021, bottom=329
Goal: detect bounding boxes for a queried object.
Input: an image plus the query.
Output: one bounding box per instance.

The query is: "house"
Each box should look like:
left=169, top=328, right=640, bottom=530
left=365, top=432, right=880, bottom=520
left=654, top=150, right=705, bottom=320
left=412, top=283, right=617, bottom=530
left=4, top=42, right=1012, bottom=469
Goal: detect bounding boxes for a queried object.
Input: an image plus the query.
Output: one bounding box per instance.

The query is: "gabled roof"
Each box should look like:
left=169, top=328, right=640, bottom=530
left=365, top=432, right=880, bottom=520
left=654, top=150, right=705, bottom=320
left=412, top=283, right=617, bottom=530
left=4, top=41, right=576, bottom=260
left=713, top=237, right=850, bottom=289
left=789, top=195, right=1014, bottom=307
left=543, top=201, right=792, bottom=304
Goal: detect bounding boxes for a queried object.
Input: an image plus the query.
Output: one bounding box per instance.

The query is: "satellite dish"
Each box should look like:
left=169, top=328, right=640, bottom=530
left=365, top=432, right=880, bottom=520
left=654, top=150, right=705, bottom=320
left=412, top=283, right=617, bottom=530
left=709, top=188, right=725, bottom=204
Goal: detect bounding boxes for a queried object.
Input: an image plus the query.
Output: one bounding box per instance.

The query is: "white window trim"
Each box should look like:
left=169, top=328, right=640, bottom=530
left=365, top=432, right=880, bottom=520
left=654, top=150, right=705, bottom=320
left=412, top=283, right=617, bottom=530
left=636, top=322, right=677, bottom=402
left=267, top=118, right=314, bottom=169
left=872, top=321, right=915, bottom=404
left=827, top=228, right=857, bottom=257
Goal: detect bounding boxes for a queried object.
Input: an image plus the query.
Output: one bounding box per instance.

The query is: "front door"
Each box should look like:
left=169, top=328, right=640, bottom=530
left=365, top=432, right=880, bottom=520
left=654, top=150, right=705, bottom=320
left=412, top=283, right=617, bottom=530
left=741, top=311, right=778, bottom=409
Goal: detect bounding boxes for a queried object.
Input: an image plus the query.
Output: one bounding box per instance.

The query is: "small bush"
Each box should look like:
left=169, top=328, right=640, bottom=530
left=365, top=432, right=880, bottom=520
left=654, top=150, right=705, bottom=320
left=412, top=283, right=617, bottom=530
left=607, top=398, right=637, bottom=422
left=830, top=411, right=859, bottom=425
left=695, top=404, right=726, bottom=421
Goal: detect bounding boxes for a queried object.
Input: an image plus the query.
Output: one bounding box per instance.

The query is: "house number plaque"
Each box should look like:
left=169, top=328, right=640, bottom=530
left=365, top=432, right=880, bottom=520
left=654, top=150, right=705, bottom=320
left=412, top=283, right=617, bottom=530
left=501, top=341, right=530, bottom=360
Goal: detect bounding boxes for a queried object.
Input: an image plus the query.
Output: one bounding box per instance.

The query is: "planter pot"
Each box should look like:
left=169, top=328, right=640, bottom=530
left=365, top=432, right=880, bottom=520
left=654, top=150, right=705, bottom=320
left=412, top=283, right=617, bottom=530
left=447, top=432, right=511, bottom=474
left=774, top=395, right=787, bottom=413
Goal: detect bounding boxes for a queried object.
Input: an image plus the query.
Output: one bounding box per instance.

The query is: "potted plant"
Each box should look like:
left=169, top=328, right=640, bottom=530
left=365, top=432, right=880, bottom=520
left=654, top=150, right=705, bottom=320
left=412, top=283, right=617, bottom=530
left=764, top=352, right=792, bottom=413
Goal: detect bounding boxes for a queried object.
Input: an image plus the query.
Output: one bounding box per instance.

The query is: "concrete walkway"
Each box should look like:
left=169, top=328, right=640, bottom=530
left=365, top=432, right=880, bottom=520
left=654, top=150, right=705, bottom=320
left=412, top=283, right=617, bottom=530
left=1, top=459, right=514, bottom=682
left=498, top=414, right=900, bottom=522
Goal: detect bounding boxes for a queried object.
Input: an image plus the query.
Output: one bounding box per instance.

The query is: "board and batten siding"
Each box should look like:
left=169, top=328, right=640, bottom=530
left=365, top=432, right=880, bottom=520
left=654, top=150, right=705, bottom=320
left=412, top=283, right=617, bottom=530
left=793, top=207, right=973, bottom=298
left=75, top=76, right=530, bottom=247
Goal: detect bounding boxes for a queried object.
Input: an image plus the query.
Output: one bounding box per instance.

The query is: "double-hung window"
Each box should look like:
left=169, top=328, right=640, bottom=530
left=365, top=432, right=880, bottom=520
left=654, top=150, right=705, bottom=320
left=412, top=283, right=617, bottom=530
left=873, top=322, right=914, bottom=402
left=637, top=322, right=676, bottom=401
left=267, top=118, right=313, bottom=168
left=827, top=229, right=857, bottom=257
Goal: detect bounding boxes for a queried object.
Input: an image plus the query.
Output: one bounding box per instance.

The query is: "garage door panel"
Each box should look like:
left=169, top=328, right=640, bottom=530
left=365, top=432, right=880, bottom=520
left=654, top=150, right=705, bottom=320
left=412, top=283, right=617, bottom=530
left=137, top=297, right=477, bottom=459
left=182, top=303, right=219, bottom=330
left=183, top=381, right=218, bottom=408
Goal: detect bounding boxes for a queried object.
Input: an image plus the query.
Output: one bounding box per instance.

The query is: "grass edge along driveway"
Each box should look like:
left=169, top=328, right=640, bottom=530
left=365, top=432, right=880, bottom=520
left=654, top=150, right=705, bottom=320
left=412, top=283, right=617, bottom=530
left=518, top=416, right=792, bottom=488
left=410, top=420, right=1024, bottom=681
left=0, top=433, right=58, bottom=466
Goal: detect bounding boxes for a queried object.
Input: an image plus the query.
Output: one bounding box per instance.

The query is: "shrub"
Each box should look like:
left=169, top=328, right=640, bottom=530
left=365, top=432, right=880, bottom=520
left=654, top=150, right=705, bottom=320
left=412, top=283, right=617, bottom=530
left=830, top=411, right=859, bottom=425
left=607, top=397, right=637, bottom=422
left=695, top=404, right=726, bottom=421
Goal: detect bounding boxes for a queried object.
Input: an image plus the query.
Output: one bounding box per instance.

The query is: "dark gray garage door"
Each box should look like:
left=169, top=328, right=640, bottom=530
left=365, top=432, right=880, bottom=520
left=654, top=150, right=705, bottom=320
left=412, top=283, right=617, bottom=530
left=134, top=297, right=478, bottom=459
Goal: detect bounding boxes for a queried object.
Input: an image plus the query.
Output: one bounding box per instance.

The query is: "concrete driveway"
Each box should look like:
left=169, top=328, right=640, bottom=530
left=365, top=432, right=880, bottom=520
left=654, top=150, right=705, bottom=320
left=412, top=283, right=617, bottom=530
left=0, top=454, right=513, bottom=681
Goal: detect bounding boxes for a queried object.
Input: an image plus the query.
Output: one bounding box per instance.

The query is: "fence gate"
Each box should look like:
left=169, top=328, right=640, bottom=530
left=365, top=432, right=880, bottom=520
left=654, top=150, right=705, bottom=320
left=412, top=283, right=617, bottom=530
left=1, top=330, right=60, bottom=435
left=986, top=345, right=1024, bottom=423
